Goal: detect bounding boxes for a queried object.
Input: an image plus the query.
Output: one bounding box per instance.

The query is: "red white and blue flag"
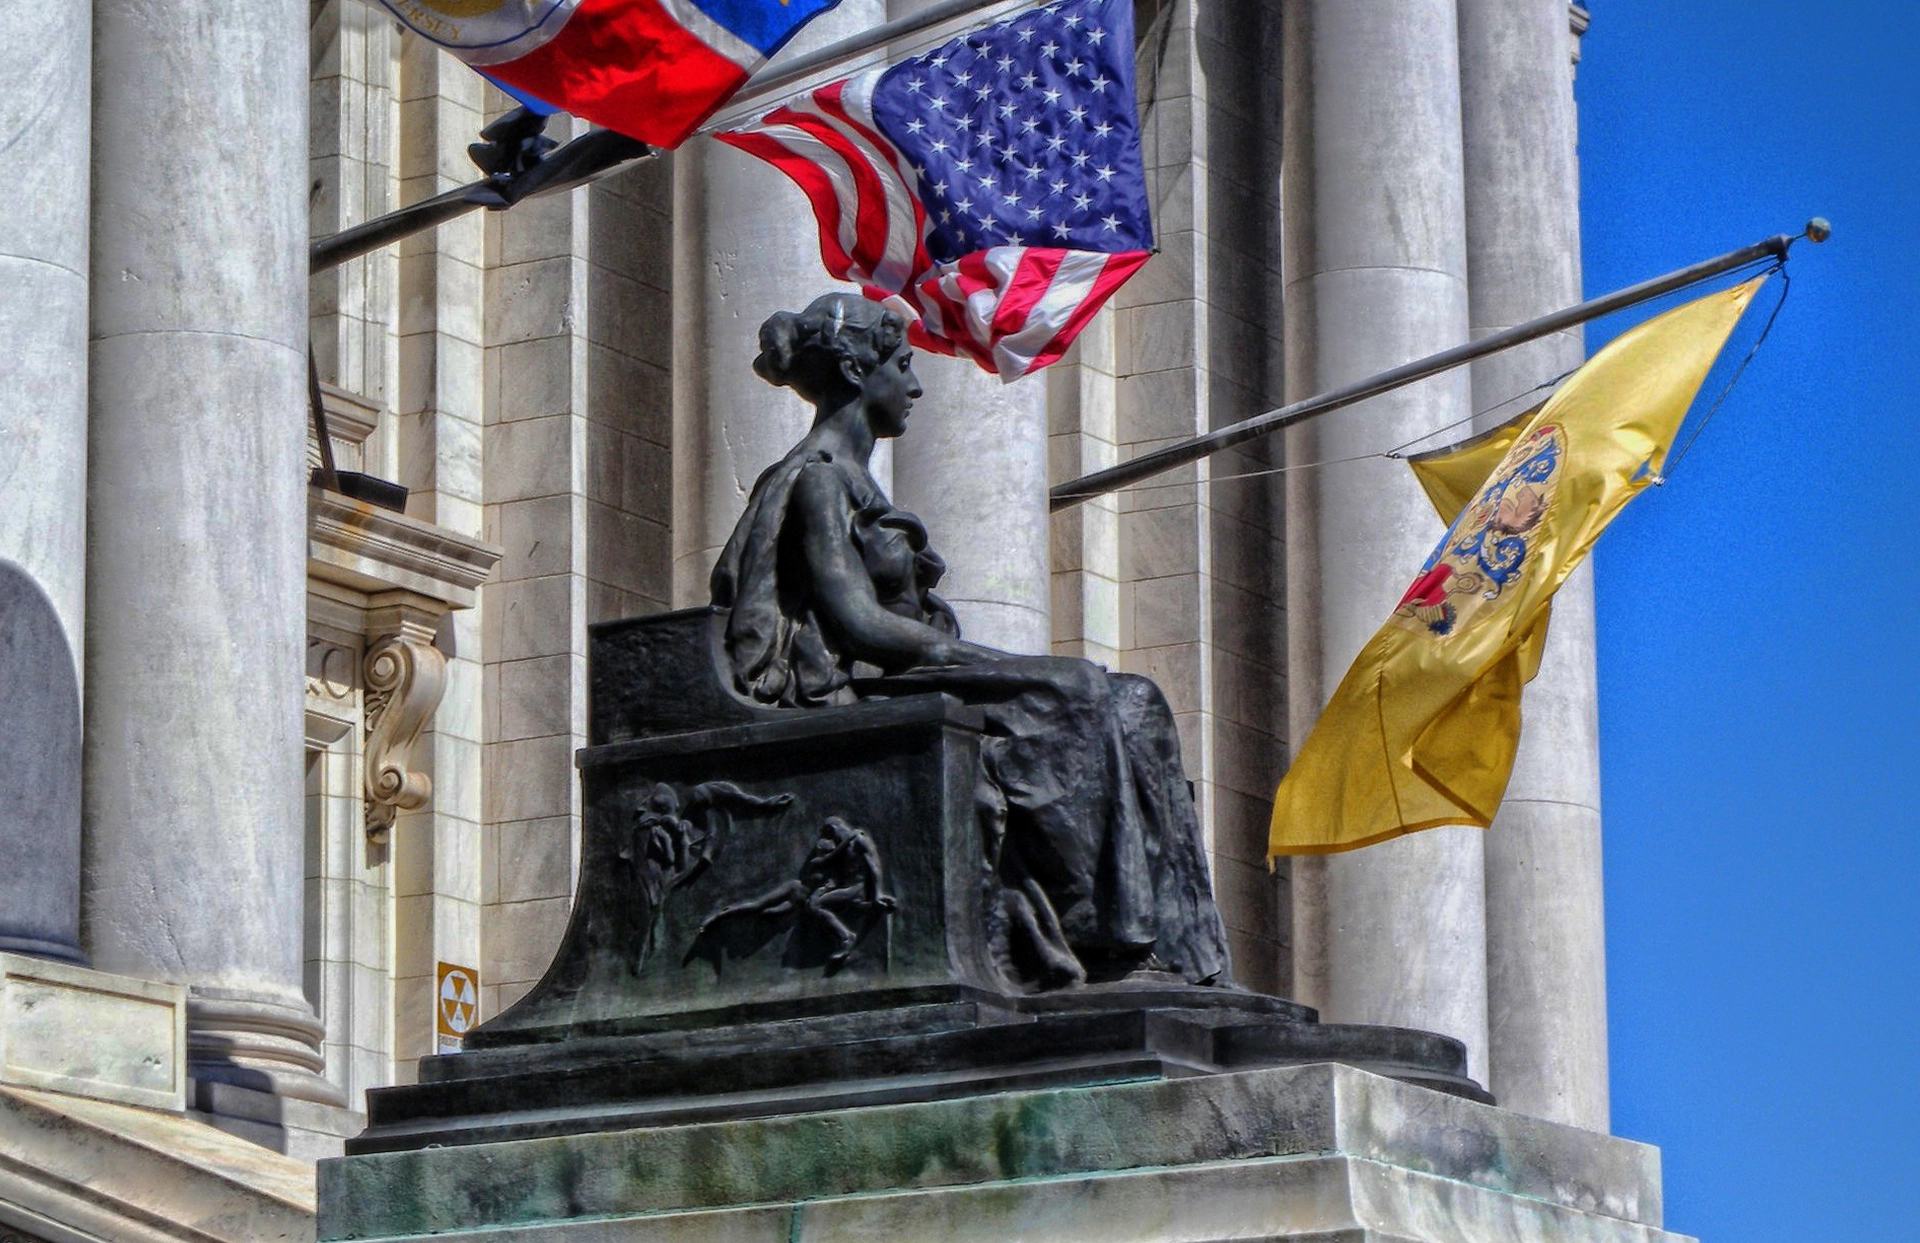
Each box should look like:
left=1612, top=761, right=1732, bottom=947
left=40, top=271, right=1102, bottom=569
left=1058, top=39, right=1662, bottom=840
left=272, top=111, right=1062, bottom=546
left=377, top=0, right=844, bottom=148
left=718, top=0, right=1153, bottom=380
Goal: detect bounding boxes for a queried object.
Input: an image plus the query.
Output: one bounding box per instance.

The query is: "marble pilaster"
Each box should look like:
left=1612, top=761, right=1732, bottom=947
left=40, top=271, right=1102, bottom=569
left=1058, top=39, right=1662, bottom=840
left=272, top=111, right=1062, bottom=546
left=1043, top=2, right=1292, bottom=992
left=480, top=101, right=595, bottom=1028
left=1460, top=0, right=1610, bottom=1130
left=85, top=0, right=338, bottom=1104
left=311, top=0, right=399, bottom=421
left=395, top=43, right=491, bottom=1078
left=0, top=0, right=89, bottom=968
left=1281, top=0, right=1490, bottom=1076
left=668, top=0, right=890, bottom=609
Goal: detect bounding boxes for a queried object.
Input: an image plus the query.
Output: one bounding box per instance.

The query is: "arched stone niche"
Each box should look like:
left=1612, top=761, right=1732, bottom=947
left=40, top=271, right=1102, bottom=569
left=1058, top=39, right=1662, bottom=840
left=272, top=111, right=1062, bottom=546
left=0, top=559, right=84, bottom=964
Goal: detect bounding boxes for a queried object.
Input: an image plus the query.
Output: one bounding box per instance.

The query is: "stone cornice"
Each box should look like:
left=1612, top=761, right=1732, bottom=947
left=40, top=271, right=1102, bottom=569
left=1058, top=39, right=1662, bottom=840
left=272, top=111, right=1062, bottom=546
left=307, top=487, right=502, bottom=610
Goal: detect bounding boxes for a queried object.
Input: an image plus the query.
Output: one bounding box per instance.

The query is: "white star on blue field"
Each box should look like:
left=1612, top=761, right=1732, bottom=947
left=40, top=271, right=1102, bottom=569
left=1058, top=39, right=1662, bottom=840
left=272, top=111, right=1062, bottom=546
left=1583, top=3, right=1919, bottom=1238
left=872, top=0, right=1151, bottom=259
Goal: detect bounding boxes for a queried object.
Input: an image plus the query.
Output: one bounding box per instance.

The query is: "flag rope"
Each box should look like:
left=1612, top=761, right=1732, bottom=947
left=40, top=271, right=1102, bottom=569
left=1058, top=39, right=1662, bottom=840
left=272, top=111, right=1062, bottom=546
left=1661, top=263, right=1792, bottom=478
left=1126, top=369, right=1584, bottom=491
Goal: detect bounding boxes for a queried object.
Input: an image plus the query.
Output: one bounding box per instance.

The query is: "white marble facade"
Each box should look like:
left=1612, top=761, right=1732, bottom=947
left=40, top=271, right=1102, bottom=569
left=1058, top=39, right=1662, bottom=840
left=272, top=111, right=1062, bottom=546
left=0, top=0, right=1607, bottom=1198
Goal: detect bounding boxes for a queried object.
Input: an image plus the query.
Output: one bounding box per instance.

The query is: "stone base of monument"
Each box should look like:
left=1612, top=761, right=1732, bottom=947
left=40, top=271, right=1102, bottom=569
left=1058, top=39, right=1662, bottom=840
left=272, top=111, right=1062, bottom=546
left=347, top=978, right=1490, bottom=1154
left=319, top=609, right=1690, bottom=1241
left=320, top=1061, right=1692, bottom=1242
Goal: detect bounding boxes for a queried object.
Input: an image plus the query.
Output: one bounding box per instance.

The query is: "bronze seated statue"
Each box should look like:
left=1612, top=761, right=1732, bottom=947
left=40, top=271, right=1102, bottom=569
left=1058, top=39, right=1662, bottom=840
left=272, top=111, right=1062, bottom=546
left=345, top=296, right=1487, bottom=1157
left=707, top=292, right=1231, bottom=991
left=562, top=292, right=1230, bottom=1004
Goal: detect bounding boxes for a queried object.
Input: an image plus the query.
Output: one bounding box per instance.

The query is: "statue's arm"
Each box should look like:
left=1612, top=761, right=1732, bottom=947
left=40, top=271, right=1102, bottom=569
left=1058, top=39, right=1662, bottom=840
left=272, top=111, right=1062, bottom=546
left=792, top=463, right=994, bottom=669
left=690, top=781, right=792, bottom=813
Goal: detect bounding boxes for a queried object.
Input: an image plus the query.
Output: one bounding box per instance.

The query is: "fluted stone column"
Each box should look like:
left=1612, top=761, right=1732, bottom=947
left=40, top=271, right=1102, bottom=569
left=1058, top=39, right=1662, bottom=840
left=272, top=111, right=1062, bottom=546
left=0, top=0, right=89, bottom=966
left=883, top=0, right=1051, bottom=654
left=1282, top=0, right=1490, bottom=1077
left=1459, top=0, right=1609, bottom=1129
left=670, top=1, right=889, bottom=606
left=85, top=0, right=338, bottom=1103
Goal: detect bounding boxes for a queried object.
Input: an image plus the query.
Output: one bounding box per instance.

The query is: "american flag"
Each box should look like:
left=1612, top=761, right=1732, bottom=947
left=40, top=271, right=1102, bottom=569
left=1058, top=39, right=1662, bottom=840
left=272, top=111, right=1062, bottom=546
left=718, top=0, right=1153, bottom=380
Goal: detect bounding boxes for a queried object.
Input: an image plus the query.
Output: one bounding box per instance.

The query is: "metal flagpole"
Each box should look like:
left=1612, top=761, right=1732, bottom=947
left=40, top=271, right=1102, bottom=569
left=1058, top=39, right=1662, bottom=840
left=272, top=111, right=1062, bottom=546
left=311, top=126, right=653, bottom=274
left=1049, top=219, right=1831, bottom=512
left=308, top=0, right=1026, bottom=275
left=311, top=181, right=510, bottom=274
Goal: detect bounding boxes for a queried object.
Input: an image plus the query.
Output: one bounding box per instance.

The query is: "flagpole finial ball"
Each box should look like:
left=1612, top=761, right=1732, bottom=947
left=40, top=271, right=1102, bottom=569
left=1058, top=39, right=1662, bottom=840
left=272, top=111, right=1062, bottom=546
left=1805, top=217, right=1833, bottom=243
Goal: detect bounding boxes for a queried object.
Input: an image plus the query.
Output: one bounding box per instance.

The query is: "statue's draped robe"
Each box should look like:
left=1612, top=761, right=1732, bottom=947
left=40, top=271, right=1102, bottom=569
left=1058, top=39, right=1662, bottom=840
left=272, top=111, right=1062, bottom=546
left=713, top=451, right=1232, bottom=984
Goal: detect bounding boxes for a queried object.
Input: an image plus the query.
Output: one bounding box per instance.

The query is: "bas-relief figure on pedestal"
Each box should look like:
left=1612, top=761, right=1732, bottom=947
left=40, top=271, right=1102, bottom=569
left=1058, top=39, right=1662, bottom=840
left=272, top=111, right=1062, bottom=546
left=617, top=780, right=791, bottom=972
left=708, top=292, right=1232, bottom=991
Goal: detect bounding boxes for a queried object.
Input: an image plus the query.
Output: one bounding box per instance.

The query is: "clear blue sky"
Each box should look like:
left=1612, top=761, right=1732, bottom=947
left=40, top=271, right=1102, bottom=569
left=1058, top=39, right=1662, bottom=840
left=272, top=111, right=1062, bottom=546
left=1582, top=2, right=1919, bottom=1239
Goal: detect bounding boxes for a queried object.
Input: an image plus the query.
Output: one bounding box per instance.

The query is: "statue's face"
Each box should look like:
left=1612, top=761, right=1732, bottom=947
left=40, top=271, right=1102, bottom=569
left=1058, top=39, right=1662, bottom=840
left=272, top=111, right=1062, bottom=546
left=861, top=346, right=922, bottom=438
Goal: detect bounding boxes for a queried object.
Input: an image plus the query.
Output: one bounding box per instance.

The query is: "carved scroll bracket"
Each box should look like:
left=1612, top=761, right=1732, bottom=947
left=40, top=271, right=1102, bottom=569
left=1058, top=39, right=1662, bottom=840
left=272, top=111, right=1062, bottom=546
left=362, top=600, right=448, bottom=843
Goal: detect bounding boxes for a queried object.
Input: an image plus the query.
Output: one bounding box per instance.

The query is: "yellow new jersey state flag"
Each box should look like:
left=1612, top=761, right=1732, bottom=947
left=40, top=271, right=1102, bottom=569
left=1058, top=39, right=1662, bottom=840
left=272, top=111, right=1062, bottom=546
left=1269, top=277, right=1765, bottom=856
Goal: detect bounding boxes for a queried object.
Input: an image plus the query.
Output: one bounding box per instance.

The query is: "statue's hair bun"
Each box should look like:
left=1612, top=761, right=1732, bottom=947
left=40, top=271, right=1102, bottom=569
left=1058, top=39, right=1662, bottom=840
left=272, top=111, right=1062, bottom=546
left=753, top=311, right=806, bottom=388
left=753, top=293, right=906, bottom=402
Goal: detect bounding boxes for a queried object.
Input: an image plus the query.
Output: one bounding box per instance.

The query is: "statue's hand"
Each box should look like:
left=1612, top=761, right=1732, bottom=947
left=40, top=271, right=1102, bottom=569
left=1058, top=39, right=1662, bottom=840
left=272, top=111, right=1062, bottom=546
left=930, top=637, right=1015, bottom=666
left=927, top=638, right=986, bottom=666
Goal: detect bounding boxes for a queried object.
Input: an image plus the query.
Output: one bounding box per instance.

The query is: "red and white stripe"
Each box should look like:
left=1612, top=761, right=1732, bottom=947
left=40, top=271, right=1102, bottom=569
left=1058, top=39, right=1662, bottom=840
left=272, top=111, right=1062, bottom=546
left=718, top=73, right=1150, bottom=381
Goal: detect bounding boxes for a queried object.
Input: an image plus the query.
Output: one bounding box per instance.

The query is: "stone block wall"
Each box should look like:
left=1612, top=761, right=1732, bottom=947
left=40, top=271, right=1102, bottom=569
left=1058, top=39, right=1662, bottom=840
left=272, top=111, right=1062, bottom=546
left=478, top=112, right=593, bottom=1023
left=584, top=166, right=677, bottom=626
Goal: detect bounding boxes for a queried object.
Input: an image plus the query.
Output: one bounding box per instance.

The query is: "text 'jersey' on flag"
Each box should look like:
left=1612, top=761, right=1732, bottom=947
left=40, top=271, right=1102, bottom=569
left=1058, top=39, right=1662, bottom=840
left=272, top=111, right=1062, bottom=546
left=718, top=0, right=1154, bottom=381
left=1267, top=277, right=1769, bottom=858
left=377, top=0, right=845, bottom=148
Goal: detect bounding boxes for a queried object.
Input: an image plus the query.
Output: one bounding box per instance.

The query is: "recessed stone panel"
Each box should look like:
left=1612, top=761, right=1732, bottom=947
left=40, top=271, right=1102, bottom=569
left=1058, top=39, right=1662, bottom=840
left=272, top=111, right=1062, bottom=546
left=0, top=955, right=187, bottom=1111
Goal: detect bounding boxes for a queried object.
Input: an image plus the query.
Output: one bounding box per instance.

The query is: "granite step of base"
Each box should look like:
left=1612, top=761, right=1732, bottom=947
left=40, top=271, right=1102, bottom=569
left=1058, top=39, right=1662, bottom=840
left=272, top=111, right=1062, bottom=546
left=320, top=1062, right=1692, bottom=1243
left=353, top=988, right=1486, bottom=1154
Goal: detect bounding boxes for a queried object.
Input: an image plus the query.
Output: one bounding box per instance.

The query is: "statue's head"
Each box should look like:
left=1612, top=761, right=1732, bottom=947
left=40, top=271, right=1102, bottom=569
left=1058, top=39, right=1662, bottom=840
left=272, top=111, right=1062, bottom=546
left=755, top=293, right=921, bottom=437
left=643, top=783, right=679, bottom=817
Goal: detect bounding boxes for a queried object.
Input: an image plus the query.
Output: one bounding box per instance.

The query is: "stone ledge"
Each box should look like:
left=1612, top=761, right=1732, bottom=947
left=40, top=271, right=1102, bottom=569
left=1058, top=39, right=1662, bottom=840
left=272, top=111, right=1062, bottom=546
left=189, top=1081, right=365, bottom=1165
left=501, top=1153, right=1693, bottom=1243
left=307, top=487, right=501, bottom=609
left=321, top=1062, right=1672, bottom=1242
left=0, top=956, right=185, bottom=1112
left=0, top=1084, right=315, bottom=1243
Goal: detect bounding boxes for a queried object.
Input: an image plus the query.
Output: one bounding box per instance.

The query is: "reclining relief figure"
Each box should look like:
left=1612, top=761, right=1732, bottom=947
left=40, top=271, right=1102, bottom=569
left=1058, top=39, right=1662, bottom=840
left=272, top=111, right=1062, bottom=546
left=710, top=292, right=1232, bottom=990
